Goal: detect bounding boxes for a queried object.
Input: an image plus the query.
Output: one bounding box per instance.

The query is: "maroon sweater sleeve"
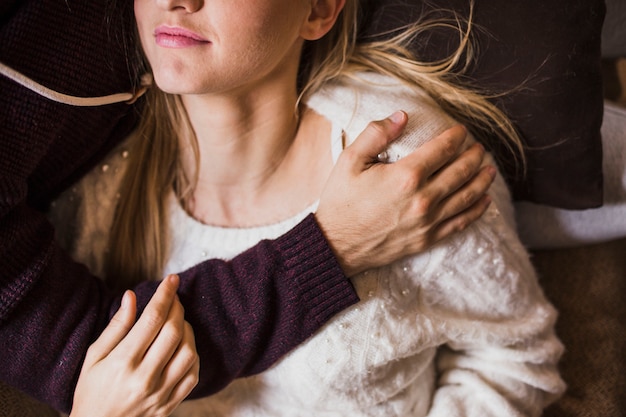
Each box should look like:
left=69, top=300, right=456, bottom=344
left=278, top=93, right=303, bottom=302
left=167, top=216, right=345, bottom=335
left=0, top=0, right=358, bottom=414
left=0, top=209, right=357, bottom=414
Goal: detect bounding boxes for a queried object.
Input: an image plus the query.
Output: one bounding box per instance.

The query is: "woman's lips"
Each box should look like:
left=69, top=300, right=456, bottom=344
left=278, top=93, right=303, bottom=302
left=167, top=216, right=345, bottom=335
left=154, top=26, right=209, bottom=48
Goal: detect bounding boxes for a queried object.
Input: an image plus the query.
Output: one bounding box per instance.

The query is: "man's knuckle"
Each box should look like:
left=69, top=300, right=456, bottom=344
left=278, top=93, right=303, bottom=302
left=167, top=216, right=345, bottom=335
left=411, top=196, right=433, bottom=217
left=342, top=147, right=360, bottom=165
left=462, top=189, right=476, bottom=206
left=454, top=218, right=469, bottom=232
left=460, top=161, right=474, bottom=180
left=442, top=136, right=458, bottom=158
left=396, top=166, right=420, bottom=192
left=411, top=236, right=430, bottom=253
left=367, top=119, right=387, bottom=136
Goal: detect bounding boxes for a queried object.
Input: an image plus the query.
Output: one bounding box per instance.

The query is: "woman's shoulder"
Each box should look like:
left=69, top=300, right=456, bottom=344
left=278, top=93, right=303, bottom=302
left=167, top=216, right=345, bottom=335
left=306, top=72, right=460, bottom=157
left=307, top=72, right=424, bottom=123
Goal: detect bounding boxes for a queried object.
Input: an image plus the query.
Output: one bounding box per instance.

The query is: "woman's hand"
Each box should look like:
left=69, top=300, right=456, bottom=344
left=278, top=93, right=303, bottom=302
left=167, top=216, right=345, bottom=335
left=317, top=111, right=496, bottom=276
left=69, top=275, right=199, bottom=417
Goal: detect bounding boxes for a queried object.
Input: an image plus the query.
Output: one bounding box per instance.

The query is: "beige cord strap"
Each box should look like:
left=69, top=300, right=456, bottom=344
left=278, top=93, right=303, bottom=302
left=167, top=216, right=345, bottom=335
left=0, top=61, right=150, bottom=106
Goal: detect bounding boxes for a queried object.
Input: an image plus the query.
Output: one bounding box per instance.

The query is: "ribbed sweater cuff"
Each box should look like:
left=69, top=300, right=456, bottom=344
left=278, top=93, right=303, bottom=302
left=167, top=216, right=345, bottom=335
left=273, top=214, right=359, bottom=329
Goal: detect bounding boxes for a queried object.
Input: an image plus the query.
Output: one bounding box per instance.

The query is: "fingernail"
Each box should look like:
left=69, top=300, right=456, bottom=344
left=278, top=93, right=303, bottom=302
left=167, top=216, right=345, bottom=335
left=389, top=111, right=405, bottom=124
left=168, top=274, right=180, bottom=287
left=487, top=166, right=497, bottom=178
left=121, top=290, right=131, bottom=310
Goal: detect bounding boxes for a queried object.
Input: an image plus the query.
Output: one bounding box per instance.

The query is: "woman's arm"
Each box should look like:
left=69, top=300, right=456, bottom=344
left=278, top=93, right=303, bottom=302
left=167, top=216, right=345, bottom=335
left=424, top=183, right=566, bottom=416
left=313, top=79, right=565, bottom=415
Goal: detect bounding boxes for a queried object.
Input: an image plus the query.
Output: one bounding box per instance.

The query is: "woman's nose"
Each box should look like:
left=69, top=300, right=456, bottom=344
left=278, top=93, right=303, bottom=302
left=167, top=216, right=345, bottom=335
left=155, top=0, right=203, bottom=13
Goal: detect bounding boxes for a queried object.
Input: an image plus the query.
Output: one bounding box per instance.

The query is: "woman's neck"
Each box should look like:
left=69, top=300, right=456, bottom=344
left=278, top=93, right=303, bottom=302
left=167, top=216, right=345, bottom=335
left=180, top=90, right=333, bottom=227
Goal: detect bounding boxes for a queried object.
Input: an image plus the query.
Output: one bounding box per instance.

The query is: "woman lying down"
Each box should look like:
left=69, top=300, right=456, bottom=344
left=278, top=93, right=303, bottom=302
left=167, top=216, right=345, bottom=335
left=48, top=0, right=565, bottom=415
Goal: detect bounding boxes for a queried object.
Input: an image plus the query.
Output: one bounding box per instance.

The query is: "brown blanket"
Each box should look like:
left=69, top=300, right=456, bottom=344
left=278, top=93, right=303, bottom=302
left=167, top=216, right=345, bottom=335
left=536, top=238, right=626, bottom=417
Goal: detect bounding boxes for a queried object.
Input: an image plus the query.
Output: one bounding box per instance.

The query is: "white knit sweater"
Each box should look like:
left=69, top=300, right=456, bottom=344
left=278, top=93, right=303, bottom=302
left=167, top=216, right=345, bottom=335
left=49, top=73, right=565, bottom=417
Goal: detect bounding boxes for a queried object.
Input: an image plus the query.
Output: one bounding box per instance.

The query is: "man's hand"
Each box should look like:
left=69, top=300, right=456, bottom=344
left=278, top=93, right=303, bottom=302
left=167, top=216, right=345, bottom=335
left=316, top=111, right=496, bottom=276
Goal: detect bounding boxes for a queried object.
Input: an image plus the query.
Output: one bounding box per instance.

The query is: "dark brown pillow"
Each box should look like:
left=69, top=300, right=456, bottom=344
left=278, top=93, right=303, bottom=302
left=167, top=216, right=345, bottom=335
left=360, top=0, right=606, bottom=209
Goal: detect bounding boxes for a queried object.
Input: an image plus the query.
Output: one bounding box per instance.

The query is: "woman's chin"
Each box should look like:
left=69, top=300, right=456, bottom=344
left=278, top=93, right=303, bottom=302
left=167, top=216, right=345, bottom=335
left=153, top=74, right=198, bottom=95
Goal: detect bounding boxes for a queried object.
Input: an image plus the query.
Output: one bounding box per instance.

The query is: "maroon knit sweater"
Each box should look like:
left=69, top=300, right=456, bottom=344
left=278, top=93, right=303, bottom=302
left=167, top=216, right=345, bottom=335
left=0, top=0, right=358, bottom=413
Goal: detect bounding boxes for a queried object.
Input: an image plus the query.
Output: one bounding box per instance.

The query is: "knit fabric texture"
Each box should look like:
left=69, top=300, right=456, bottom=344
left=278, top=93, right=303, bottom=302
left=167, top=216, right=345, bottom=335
left=0, top=2, right=357, bottom=409
left=50, top=73, right=566, bottom=416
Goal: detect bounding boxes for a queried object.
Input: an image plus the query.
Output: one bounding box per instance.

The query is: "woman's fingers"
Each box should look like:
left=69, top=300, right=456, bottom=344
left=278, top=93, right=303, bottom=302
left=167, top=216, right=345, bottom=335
left=116, top=274, right=180, bottom=361
left=140, top=294, right=186, bottom=379
left=160, top=321, right=200, bottom=410
left=83, top=290, right=137, bottom=365
left=168, top=359, right=201, bottom=408
left=71, top=275, right=195, bottom=417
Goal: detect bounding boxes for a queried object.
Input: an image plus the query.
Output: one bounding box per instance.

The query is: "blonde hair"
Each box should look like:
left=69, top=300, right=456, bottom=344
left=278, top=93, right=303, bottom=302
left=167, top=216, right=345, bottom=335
left=106, top=90, right=198, bottom=290
left=299, top=1, right=524, bottom=170
left=106, top=0, right=524, bottom=289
